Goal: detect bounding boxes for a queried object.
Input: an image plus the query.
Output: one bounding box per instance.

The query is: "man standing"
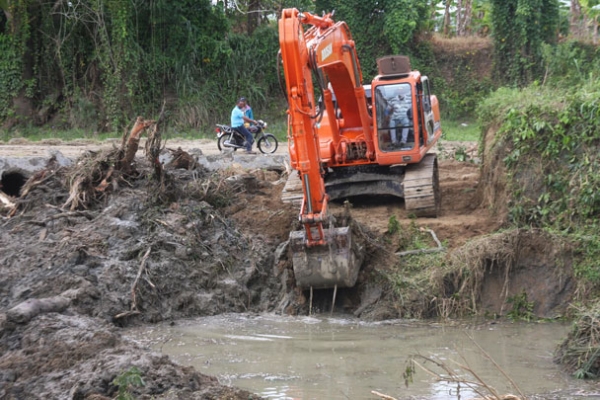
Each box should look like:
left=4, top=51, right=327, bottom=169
left=231, top=97, right=257, bottom=154
left=386, top=93, right=411, bottom=146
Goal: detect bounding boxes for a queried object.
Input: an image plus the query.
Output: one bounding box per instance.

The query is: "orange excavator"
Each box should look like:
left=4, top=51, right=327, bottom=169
left=278, top=8, right=442, bottom=291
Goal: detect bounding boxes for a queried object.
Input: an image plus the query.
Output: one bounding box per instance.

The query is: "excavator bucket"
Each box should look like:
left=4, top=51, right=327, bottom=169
left=289, top=226, right=362, bottom=289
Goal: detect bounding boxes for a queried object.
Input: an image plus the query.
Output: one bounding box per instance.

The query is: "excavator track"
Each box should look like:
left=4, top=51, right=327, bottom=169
left=281, top=154, right=440, bottom=217
left=281, top=166, right=405, bottom=206
left=404, top=153, right=440, bottom=217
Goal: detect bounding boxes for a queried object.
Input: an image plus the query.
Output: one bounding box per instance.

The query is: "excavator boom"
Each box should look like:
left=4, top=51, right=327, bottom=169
left=279, top=9, right=363, bottom=290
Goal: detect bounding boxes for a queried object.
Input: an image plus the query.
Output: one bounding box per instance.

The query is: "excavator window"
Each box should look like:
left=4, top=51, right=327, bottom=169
left=375, top=83, right=414, bottom=152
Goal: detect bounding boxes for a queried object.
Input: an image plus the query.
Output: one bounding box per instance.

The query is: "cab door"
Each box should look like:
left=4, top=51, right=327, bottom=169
left=420, top=77, right=435, bottom=144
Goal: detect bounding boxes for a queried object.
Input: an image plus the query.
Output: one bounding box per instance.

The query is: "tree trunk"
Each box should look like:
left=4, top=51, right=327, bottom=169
left=456, top=0, right=472, bottom=36
left=570, top=0, right=582, bottom=37
left=462, top=0, right=472, bottom=36
left=456, top=0, right=463, bottom=36
left=247, top=0, right=259, bottom=35
left=443, top=0, right=452, bottom=37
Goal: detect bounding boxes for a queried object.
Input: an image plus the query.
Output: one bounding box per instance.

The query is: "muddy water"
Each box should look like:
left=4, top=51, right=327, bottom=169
left=127, top=314, right=599, bottom=400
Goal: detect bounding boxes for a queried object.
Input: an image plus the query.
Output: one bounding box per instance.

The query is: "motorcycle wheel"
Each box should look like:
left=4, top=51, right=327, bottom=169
left=217, top=134, right=237, bottom=152
left=257, top=134, right=278, bottom=154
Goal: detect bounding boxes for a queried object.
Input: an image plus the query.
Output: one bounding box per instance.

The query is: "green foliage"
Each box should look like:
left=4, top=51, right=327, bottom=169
left=491, top=0, right=560, bottom=86
left=478, top=76, right=600, bottom=228
left=0, top=0, right=29, bottom=120
left=387, top=215, right=400, bottom=234
left=112, top=366, right=145, bottom=400
left=441, top=119, right=480, bottom=142
left=506, top=290, right=535, bottom=321
left=435, top=58, right=495, bottom=119
left=541, top=40, right=600, bottom=86
left=555, top=300, right=600, bottom=379
left=569, top=227, right=600, bottom=286
left=315, top=0, right=431, bottom=79
left=0, top=34, right=22, bottom=120
left=432, top=0, right=493, bottom=37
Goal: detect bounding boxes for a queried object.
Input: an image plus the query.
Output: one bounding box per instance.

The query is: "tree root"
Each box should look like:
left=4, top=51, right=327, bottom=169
left=115, top=247, right=153, bottom=319
left=6, top=296, right=70, bottom=324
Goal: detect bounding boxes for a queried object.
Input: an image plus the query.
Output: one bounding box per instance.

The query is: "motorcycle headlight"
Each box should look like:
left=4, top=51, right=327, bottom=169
left=262, top=122, right=267, bottom=129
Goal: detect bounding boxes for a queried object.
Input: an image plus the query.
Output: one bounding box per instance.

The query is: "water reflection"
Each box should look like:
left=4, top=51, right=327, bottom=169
left=127, top=314, right=599, bottom=400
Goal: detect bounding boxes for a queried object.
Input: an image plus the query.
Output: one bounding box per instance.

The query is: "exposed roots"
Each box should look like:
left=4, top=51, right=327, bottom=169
left=433, top=230, right=519, bottom=316
left=430, top=228, right=574, bottom=319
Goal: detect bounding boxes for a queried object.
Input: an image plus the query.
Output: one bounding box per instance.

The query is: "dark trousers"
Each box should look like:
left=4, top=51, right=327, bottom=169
left=234, top=126, right=253, bottom=151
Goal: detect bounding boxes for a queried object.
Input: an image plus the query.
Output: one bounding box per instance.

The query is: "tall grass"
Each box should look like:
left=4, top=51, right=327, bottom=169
left=441, top=119, right=480, bottom=142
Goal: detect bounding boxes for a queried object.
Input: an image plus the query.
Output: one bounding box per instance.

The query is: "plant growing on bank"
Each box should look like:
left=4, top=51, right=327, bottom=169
left=507, top=290, right=535, bottom=322
left=112, top=366, right=145, bottom=400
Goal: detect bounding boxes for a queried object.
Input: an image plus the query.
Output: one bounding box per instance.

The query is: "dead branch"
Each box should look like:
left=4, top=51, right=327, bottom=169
left=407, top=344, right=526, bottom=400
left=121, top=116, right=154, bottom=172
left=370, top=390, right=397, bottom=400
left=0, top=190, right=15, bottom=209
left=145, top=120, right=164, bottom=180
left=42, top=211, right=96, bottom=224
left=465, top=333, right=526, bottom=399
left=166, top=147, right=196, bottom=170
left=396, top=227, right=446, bottom=256
left=95, top=166, right=114, bottom=192
left=131, top=247, right=152, bottom=311
left=62, top=176, right=85, bottom=211
left=114, top=310, right=141, bottom=319
left=409, top=354, right=492, bottom=399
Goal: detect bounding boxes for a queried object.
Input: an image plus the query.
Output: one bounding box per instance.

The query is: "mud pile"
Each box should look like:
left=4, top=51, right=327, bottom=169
left=0, top=313, right=258, bottom=399
left=0, top=147, right=292, bottom=398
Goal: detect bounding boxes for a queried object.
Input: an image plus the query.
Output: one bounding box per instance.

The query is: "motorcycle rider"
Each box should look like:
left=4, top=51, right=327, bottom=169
left=242, top=97, right=254, bottom=122
left=231, top=97, right=257, bottom=154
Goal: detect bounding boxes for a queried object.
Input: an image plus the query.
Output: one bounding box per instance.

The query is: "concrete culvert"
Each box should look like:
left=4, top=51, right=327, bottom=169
left=1, top=169, right=29, bottom=197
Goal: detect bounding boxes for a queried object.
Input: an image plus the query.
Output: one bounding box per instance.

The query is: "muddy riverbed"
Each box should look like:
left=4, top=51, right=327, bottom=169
left=0, top=137, right=581, bottom=398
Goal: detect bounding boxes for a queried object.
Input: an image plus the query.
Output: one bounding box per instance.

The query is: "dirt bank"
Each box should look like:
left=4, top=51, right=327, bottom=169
left=0, top=137, right=578, bottom=398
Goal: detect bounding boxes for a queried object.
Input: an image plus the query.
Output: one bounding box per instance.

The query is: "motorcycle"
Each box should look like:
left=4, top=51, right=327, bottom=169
left=215, top=120, right=278, bottom=154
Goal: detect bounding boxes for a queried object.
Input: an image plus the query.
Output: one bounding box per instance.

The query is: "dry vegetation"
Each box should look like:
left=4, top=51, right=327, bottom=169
left=555, top=301, right=600, bottom=379
left=430, top=33, right=493, bottom=53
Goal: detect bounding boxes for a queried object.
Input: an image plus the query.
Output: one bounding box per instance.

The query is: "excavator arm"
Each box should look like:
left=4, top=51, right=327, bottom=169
left=279, top=9, right=363, bottom=289
left=279, top=8, right=330, bottom=247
